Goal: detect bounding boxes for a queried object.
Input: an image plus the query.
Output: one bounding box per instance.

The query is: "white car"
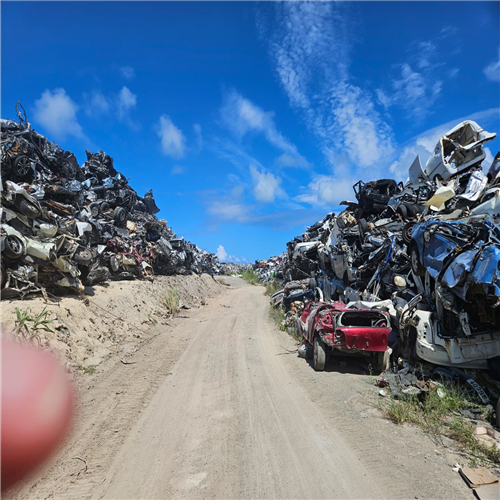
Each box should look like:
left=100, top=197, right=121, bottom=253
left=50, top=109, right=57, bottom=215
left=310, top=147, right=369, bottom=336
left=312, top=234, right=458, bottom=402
left=425, top=120, right=496, bottom=181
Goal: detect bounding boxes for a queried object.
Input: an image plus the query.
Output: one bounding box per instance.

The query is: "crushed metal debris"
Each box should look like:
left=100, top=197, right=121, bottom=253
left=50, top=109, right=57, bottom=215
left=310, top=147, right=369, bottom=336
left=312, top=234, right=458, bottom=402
left=256, top=119, right=500, bottom=428
left=1, top=102, right=222, bottom=300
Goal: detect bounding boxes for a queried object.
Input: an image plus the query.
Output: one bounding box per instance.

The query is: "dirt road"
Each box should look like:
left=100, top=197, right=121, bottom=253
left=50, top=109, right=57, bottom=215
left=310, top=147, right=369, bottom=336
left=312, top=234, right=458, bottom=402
left=10, top=278, right=471, bottom=499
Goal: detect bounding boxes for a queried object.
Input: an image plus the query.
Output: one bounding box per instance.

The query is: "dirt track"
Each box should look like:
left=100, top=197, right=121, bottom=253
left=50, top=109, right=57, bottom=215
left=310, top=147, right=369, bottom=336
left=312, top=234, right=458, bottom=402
left=10, top=277, right=472, bottom=500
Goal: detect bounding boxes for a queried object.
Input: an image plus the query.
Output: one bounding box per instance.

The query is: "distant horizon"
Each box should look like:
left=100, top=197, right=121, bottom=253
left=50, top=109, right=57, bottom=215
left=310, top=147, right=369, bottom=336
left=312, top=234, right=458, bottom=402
left=2, top=1, right=499, bottom=262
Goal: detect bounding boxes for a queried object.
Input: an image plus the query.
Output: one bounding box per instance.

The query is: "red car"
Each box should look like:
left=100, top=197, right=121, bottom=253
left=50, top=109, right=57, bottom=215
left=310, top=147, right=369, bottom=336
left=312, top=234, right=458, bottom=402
left=299, top=301, right=391, bottom=372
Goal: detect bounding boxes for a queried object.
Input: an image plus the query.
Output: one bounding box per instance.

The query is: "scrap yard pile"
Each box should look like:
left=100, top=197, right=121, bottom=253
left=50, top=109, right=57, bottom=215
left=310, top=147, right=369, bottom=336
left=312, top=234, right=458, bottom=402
left=0, top=103, right=221, bottom=299
left=262, top=120, right=500, bottom=415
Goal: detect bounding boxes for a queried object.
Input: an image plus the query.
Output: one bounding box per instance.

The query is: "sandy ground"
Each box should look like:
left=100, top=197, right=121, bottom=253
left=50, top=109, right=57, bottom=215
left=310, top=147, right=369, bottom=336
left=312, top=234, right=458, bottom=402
left=6, top=277, right=473, bottom=500
left=1, top=273, right=223, bottom=371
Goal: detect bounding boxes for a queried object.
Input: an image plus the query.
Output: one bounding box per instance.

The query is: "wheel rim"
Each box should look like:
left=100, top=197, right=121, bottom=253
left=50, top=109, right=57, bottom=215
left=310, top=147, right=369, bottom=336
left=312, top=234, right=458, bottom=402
left=8, top=237, right=21, bottom=254
left=403, top=224, right=414, bottom=244
left=16, top=157, right=31, bottom=176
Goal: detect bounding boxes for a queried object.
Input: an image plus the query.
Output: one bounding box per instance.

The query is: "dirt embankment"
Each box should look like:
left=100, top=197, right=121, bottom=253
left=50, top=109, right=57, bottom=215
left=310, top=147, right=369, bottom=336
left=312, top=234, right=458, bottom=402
left=1, top=273, right=223, bottom=372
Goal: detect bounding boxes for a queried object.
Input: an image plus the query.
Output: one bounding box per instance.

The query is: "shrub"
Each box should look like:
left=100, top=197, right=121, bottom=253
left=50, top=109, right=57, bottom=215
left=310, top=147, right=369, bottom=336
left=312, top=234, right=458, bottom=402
left=158, top=287, right=180, bottom=315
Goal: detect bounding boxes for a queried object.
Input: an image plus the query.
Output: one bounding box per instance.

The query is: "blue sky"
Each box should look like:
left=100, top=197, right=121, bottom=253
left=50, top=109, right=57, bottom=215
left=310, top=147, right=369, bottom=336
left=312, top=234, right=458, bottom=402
left=2, top=1, right=499, bottom=263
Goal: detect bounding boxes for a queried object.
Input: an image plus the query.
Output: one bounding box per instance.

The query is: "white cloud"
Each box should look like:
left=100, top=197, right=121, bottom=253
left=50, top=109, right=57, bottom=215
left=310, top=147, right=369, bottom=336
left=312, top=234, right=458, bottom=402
left=484, top=60, right=500, bottom=82
left=216, top=245, right=228, bottom=261
left=171, top=165, right=184, bottom=175
left=120, top=66, right=135, bottom=80
left=33, top=88, right=86, bottom=141
left=376, top=34, right=466, bottom=121
left=249, top=165, right=285, bottom=203
left=216, top=245, right=243, bottom=263
left=193, top=123, right=203, bottom=149
left=212, top=138, right=267, bottom=174
left=413, top=40, right=436, bottom=70
left=117, top=86, right=137, bottom=120
left=83, top=90, right=110, bottom=117
left=276, top=153, right=309, bottom=168
left=220, top=89, right=309, bottom=167
left=328, top=82, right=394, bottom=168
left=157, top=115, right=186, bottom=158
left=206, top=200, right=250, bottom=222
left=296, top=175, right=357, bottom=207
left=260, top=3, right=393, bottom=172
left=83, top=87, right=137, bottom=126
left=380, top=62, right=442, bottom=121
left=264, top=2, right=350, bottom=110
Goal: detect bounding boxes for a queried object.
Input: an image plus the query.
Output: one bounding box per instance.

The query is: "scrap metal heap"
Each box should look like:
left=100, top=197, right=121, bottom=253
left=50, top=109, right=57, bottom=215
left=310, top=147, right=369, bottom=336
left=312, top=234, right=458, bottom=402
left=1, top=103, right=221, bottom=299
left=263, top=120, right=500, bottom=384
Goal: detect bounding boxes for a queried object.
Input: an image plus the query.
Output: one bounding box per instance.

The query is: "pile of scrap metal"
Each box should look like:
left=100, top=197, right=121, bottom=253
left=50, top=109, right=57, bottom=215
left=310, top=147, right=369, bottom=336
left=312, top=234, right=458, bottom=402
left=253, top=254, right=286, bottom=282
left=271, top=120, right=500, bottom=382
left=221, top=263, right=251, bottom=275
left=0, top=103, right=221, bottom=299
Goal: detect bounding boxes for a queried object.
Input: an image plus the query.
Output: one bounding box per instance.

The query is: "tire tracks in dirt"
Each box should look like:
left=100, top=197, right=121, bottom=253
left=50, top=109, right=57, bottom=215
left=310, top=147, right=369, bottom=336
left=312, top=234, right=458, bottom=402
left=9, top=278, right=471, bottom=500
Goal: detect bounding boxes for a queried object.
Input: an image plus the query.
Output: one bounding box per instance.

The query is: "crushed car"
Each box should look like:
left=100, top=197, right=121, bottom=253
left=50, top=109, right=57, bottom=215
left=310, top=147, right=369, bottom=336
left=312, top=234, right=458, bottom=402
left=297, top=300, right=392, bottom=372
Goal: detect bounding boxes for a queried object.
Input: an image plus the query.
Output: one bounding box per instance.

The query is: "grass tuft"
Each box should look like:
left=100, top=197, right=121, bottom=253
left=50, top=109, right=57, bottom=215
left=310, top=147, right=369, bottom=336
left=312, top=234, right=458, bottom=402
left=269, top=306, right=287, bottom=332
left=264, top=280, right=282, bottom=296
left=380, top=381, right=500, bottom=466
left=241, top=269, right=260, bottom=285
left=158, top=287, right=180, bottom=315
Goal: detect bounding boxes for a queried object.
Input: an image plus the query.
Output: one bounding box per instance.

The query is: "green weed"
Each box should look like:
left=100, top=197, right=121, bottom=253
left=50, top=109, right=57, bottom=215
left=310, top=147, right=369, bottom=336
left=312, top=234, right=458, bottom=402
left=79, top=364, right=96, bottom=375
left=15, top=307, right=53, bottom=343
left=269, top=306, right=287, bottom=332
left=264, top=280, right=282, bottom=296
left=448, top=418, right=500, bottom=466
left=380, top=380, right=500, bottom=466
left=241, top=269, right=260, bottom=285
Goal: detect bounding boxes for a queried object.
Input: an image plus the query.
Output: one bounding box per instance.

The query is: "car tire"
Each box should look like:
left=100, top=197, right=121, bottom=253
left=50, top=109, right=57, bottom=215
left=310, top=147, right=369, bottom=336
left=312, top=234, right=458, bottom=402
left=89, top=202, right=100, bottom=218
left=396, top=204, right=408, bottom=220
left=402, top=222, right=416, bottom=245
left=114, top=207, right=127, bottom=226
left=109, top=254, right=120, bottom=272
left=410, top=245, right=425, bottom=277
left=313, top=337, right=326, bottom=371
left=1, top=264, right=6, bottom=289
left=4, top=235, right=24, bottom=259
left=12, top=155, right=32, bottom=177
left=373, top=350, right=389, bottom=373
left=17, top=198, right=40, bottom=219
left=73, top=248, right=93, bottom=266
left=100, top=202, right=110, bottom=212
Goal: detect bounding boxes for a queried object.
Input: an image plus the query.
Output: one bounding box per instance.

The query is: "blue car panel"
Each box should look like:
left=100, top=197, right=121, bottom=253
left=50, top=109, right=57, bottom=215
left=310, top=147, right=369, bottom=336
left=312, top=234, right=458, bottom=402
left=411, top=219, right=500, bottom=301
